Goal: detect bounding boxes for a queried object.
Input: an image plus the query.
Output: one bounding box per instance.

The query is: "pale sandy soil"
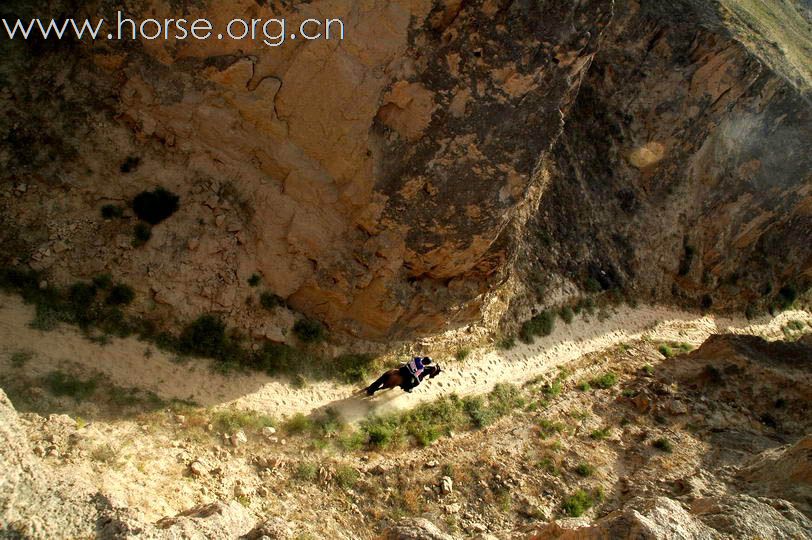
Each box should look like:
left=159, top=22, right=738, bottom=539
left=2, top=292, right=809, bottom=423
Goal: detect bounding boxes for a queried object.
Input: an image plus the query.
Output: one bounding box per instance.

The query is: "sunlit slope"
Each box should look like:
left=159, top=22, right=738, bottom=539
left=718, top=0, right=812, bottom=95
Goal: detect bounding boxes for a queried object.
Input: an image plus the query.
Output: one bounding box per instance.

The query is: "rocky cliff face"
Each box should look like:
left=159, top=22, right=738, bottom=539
left=520, top=0, right=812, bottom=319
left=0, top=0, right=612, bottom=341
left=0, top=0, right=809, bottom=342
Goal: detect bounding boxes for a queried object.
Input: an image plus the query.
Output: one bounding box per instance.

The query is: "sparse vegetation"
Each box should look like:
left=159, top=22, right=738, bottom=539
left=293, top=461, right=318, bottom=482
left=101, top=204, right=124, bottom=219
left=562, top=489, right=597, bottom=517
left=357, top=386, right=526, bottom=449
left=106, top=284, right=135, bottom=306
left=334, top=464, right=359, bottom=489
left=132, top=187, right=180, bottom=225
left=519, top=310, right=555, bottom=343
left=90, top=444, right=118, bottom=464
left=211, top=408, right=275, bottom=433
left=247, top=273, right=261, bottom=287
left=43, top=371, right=97, bottom=401
left=590, top=427, right=611, bottom=440
left=659, top=342, right=693, bottom=358
left=293, top=318, right=326, bottom=344
left=538, top=419, right=565, bottom=438
left=589, top=372, right=617, bottom=389
left=642, top=364, right=654, bottom=376
left=652, top=437, right=674, bottom=453
left=455, top=348, right=470, bottom=361
left=559, top=306, right=575, bottom=324
left=283, top=413, right=314, bottom=435
left=497, top=336, right=516, bottom=350
left=10, top=350, right=33, bottom=368
left=259, top=291, right=285, bottom=310
left=574, top=463, right=594, bottom=477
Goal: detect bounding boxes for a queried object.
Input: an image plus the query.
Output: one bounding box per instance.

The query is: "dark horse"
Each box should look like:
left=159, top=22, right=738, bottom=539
left=365, top=364, right=442, bottom=396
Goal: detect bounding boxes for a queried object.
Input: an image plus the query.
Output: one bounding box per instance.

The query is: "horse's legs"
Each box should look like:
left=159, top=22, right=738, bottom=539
left=366, top=373, right=390, bottom=396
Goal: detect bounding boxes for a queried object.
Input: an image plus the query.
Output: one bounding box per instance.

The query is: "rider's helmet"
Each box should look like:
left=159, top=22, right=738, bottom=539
left=422, top=357, right=433, bottom=365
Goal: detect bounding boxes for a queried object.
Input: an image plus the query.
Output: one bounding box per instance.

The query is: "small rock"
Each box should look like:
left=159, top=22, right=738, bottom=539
left=425, top=460, right=439, bottom=469
left=230, top=430, right=248, bottom=447
left=441, top=476, right=453, bottom=495
left=176, top=415, right=187, bottom=425
left=16, top=183, right=27, bottom=193
left=188, top=238, right=200, bottom=251
left=469, top=523, right=487, bottom=533
left=234, top=484, right=251, bottom=498
left=444, top=503, right=461, bottom=514
left=261, top=426, right=277, bottom=437
left=39, top=280, right=48, bottom=290
left=189, top=461, right=207, bottom=477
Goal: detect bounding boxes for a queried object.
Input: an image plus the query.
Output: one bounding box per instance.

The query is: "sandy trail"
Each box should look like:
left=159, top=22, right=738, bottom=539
left=1, top=293, right=809, bottom=423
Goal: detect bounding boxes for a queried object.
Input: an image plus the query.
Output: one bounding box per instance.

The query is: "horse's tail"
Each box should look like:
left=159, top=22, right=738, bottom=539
left=365, top=373, right=389, bottom=396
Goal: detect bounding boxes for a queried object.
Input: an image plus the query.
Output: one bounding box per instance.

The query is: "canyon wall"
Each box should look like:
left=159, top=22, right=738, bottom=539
left=1, top=0, right=809, bottom=342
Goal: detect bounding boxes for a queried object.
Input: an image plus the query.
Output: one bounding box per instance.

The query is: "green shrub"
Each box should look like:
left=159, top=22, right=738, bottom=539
left=211, top=408, right=275, bottom=433
left=538, top=457, right=559, bottom=475
left=293, top=462, right=318, bottom=482
left=362, top=416, right=400, bottom=449
left=43, top=371, right=97, bottom=401
left=585, top=277, right=602, bottom=293
left=101, top=204, right=124, bottom=219
left=659, top=344, right=673, bottom=358
left=562, top=489, right=596, bottom=517
left=559, top=306, right=574, bottom=324
left=590, top=427, right=611, bottom=440
left=132, top=223, right=152, bottom=247
left=10, top=350, right=32, bottom=368
left=337, top=431, right=366, bottom=452
left=489, top=383, right=524, bottom=416
left=330, top=353, right=376, bottom=383
left=252, top=342, right=309, bottom=376
left=334, top=465, right=359, bottom=489
left=293, top=318, right=326, bottom=343
left=652, top=437, right=673, bottom=453
left=455, top=348, right=470, bottom=361
left=542, top=379, right=563, bottom=397
left=179, top=315, right=227, bottom=357
left=642, top=364, right=654, bottom=376
left=590, top=372, right=617, bottom=389
left=497, top=336, right=516, bottom=350
left=577, top=381, right=591, bottom=392
left=132, top=187, right=180, bottom=225
left=247, top=274, right=261, bottom=287
left=259, top=292, right=285, bottom=310
left=283, top=413, right=314, bottom=435
left=538, top=419, right=565, bottom=438
left=574, top=463, right=594, bottom=477
left=106, top=284, right=135, bottom=306
left=519, top=310, right=556, bottom=343
left=462, top=396, right=495, bottom=428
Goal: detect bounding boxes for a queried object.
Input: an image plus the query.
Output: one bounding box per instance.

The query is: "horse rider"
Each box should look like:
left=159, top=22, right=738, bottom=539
left=401, top=356, right=433, bottom=393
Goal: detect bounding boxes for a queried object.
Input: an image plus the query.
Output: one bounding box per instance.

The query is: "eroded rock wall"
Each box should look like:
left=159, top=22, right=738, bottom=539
left=0, top=0, right=612, bottom=340
left=520, top=0, right=812, bottom=316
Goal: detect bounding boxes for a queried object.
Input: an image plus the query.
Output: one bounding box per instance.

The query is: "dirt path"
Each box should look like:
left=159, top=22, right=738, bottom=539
left=1, top=292, right=809, bottom=423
